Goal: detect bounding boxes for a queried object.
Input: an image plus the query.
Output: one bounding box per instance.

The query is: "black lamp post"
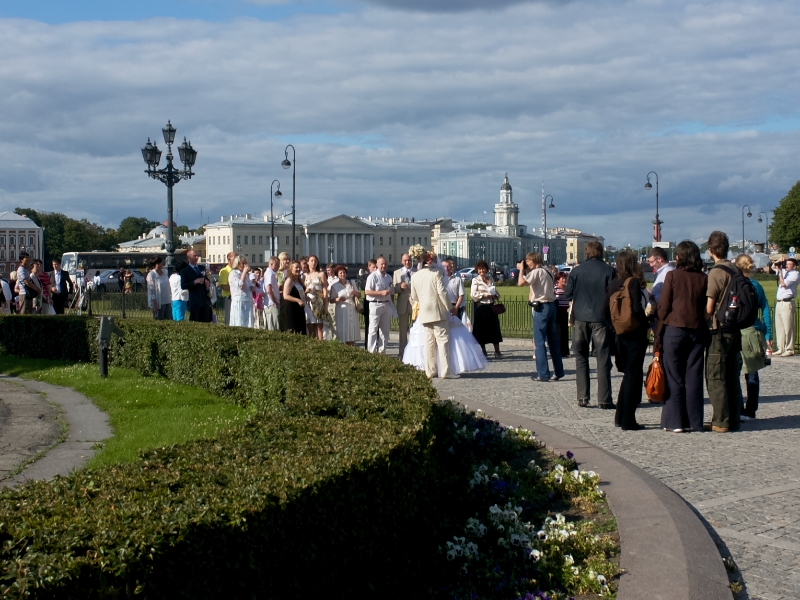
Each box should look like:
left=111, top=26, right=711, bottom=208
left=142, top=121, right=197, bottom=273
left=741, top=205, right=752, bottom=253
left=758, top=212, right=769, bottom=251
left=281, top=145, right=296, bottom=259
left=270, top=180, right=282, bottom=258
left=644, top=172, right=662, bottom=242
left=543, top=194, right=554, bottom=264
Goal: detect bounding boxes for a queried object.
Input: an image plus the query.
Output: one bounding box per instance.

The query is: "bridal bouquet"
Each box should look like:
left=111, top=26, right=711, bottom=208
left=408, top=244, right=426, bottom=263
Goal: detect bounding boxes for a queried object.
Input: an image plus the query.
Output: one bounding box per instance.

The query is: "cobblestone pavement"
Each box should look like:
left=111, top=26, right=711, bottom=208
left=432, top=338, right=800, bottom=600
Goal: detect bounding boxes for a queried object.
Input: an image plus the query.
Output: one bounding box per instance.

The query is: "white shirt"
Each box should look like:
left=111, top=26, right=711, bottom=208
left=446, top=275, right=464, bottom=304
left=651, top=262, right=676, bottom=303
left=264, top=268, right=279, bottom=307
left=169, top=273, right=189, bottom=302
left=1, top=280, right=11, bottom=304
left=147, top=269, right=171, bottom=306
left=777, top=268, right=799, bottom=300
left=365, top=270, right=392, bottom=302
left=229, top=269, right=254, bottom=301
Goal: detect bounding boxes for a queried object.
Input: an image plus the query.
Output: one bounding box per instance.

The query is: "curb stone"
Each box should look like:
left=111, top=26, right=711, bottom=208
left=0, top=375, right=113, bottom=488
left=462, top=399, right=732, bottom=600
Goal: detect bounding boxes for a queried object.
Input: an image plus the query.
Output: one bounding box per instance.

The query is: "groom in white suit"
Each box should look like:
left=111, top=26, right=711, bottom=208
left=410, top=254, right=456, bottom=379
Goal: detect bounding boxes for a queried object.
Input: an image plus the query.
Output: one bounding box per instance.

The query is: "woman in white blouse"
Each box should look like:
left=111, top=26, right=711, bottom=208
left=147, top=257, right=172, bottom=320
left=470, top=260, right=503, bottom=357
left=328, top=264, right=360, bottom=345
left=229, top=254, right=254, bottom=328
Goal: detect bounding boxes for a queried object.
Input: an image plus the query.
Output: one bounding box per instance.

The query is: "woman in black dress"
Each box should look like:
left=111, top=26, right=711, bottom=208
left=281, top=261, right=307, bottom=335
left=470, top=260, right=503, bottom=357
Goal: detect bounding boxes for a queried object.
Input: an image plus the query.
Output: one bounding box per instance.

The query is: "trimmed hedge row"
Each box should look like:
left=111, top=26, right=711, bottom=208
left=0, top=317, right=457, bottom=598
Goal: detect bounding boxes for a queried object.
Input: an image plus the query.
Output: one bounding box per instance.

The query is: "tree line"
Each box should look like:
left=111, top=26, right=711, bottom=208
left=13, top=208, right=198, bottom=265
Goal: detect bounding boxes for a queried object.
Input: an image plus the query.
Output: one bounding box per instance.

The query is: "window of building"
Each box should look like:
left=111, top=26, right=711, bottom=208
left=0, top=250, right=4, bottom=260
left=296, top=236, right=299, bottom=245
left=401, top=237, right=404, bottom=245
left=0, top=236, right=4, bottom=246
left=389, top=254, right=392, bottom=262
left=388, top=237, right=392, bottom=245
left=259, top=236, right=263, bottom=245
left=570, top=252, right=574, bottom=260
left=412, top=237, right=416, bottom=244
left=9, top=250, right=15, bottom=261
left=252, top=254, right=256, bottom=263
left=29, top=236, right=34, bottom=246
left=286, top=236, right=290, bottom=245
left=379, top=237, right=383, bottom=245
left=237, top=235, right=241, bottom=245
left=19, top=236, right=24, bottom=247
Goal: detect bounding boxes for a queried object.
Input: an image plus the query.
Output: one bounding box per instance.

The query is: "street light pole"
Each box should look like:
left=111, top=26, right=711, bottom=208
left=270, top=180, right=282, bottom=258
left=141, top=121, right=197, bottom=273
left=644, top=172, right=662, bottom=243
left=543, top=194, right=554, bottom=264
left=741, top=205, right=752, bottom=253
left=281, top=145, right=296, bottom=259
left=758, top=212, right=769, bottom=252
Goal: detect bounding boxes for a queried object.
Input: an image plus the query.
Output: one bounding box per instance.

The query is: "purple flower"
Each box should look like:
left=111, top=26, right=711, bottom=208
left=566, top=451, right=574, bottom=459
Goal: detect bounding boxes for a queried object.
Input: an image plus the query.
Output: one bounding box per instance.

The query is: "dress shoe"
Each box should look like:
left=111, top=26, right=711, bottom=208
left=598, top=403, right=616, bottom=410
left=552, top=375, right=563, bottom=382
left=711, top=425, right=729, bottom=433
left=781, top=351, right=794, bottom=357
left=578, top=399, right=589, bottom=407
left=531, top=375, right=551, bottom=382
left=442, top=374, right=461, bottom=380
left=621, top=423, right=645, bottom=431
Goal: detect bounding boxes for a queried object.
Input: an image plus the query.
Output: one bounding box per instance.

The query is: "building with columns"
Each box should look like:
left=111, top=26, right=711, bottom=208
left=0, top=212, right=43, bottom=276
left=203, top=213, right=433, bottom=268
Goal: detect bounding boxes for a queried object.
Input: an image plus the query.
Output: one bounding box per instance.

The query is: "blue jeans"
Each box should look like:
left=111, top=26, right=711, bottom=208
left=532, top=302, right=564, bottom=380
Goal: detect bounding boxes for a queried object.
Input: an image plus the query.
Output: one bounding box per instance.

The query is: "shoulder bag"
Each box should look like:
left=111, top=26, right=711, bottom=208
left=645, top=352, right=666, bottom=403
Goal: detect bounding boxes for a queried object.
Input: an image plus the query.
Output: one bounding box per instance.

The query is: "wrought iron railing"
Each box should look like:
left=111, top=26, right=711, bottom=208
left=76, top=290, right=800, bottom=350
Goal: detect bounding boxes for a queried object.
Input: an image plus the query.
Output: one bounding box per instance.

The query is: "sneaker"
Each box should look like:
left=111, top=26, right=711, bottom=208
left=740, top=415, right=752, bottom=422
left=781, top=352, right=795, bottom=357
left=530, top=375, right=551, bottom=382
left=578, top=399, right=590, bottom=407
left=552, top=375, right=563, bottom=382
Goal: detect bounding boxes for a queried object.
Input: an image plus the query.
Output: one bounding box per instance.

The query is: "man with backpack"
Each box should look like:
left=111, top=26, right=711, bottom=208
left=705, top=231, right=758, bottom=433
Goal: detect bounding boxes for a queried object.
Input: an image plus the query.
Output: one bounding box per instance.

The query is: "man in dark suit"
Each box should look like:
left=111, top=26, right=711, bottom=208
left=48, top=258, right=74, bottom=315
left=180, top=250, right=212, bottom=322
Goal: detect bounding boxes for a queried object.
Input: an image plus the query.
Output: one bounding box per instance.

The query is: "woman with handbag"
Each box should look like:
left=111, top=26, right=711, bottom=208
left=655, top=240, right=708, bottom=433
left=603, top=250, right=649, bottom=431
left=329, top=265, right=361, bottom=346
left=470, top=260, right=503, bottom=358
left=734, top=254, right=772, bottom=420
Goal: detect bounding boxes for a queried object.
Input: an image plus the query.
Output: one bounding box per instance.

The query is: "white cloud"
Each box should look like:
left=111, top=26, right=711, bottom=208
left=0, top=1, right=798, bottom=248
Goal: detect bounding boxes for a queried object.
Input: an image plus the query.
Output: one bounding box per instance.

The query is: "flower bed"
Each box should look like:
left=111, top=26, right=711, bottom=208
left=0, top=317, right=618, bottom=598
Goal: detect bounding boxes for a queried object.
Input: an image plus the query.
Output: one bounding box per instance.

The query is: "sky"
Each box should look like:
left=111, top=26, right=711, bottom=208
left=0, top=0, right=798, bottom=248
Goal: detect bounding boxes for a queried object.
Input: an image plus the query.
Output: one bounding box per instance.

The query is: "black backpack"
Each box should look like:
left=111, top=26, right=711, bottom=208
left=713, top=264, right=758, bottom=330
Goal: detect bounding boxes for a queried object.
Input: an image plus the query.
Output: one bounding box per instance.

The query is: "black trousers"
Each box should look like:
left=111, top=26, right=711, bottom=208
left=52, top=293, right=68, bottom=315
left=555, top=308, right=570, bottom=356
left=614, top=328, right=648, bottom=429
left=189, top=305, right=212, bottom=323
left=661, top=326, right=705, bottom=431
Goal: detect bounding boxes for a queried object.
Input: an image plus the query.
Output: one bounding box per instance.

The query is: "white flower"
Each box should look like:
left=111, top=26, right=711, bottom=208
left=491, top=473, right=499, bottom=480
left=558, top=529, right=570, bottom=541
left=571, top=566, right=580, bottom=575
left=529, top=549, right=541, bottom=562
left=466, top=542, right=479, bottom=557
left=478, top=524, right=487, bottom=536
left=497, top=524, right=505, bottom=532
left=446, top=549, right=456, bottom=560
left=564, top=554, right=574, bottom=565
left=587, top=470, right=597, bottom=478
left=555, top=474, right=563, bottom=484
left=597, top=574, right=608, bottom=587
left=537, top=530, right=548, bottom=540
left=498, top=537, right=507, bottom=547
left=554, top=464, right=565, bottom=473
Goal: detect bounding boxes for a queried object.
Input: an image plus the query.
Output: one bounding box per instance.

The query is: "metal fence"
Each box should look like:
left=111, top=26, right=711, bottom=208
left=78, top=291, right=800, bottom=351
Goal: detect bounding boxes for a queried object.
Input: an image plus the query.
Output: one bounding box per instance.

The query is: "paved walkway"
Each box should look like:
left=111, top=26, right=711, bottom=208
left=432, top=338, right=800, bottom=600
left=0, top=376, right=112, bottom=488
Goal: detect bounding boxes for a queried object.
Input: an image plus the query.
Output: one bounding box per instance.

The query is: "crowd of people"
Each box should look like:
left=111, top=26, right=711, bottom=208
left=4, top=233, right=797, bottom=434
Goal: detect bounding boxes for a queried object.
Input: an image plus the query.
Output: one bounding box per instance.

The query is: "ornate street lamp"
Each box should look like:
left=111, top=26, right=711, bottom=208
left=270, top=180, right=282, bottom=257
left=758, top=212, right=769, bottom=251
left=141, top=120, right=197, bottom=272
left=742, top=205, right=752, bottom=253
left=644, top=172, right=662, bottom=243
left=281, top=145, right=296, bottom=259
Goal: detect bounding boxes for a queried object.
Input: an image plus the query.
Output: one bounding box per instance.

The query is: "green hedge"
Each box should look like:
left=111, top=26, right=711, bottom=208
left=0, top=317, right=459, bottom=598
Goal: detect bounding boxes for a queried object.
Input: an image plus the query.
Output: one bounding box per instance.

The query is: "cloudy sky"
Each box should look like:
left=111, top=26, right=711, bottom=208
left=0, top=0, right=798, bottom=247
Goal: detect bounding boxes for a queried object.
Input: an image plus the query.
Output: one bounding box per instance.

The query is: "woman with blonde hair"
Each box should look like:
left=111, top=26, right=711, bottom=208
left=229, top=254, right=254, bottom=327
left=734, top=253, right=772, bottom=420
left=282, top=260, right=307, bottom=335
left=303, top=255, right=328, bottom=340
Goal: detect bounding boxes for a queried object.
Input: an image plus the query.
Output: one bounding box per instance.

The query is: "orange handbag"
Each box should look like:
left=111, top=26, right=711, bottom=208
left=646, top=352, right=666, bottom=403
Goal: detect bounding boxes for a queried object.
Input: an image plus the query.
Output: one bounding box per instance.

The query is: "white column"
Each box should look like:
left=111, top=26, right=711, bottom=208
left=369, top=234, right=374, bottom=260
left=360, top=234, right=365, bottom=263
left=315, top=233, right=320, bottom=258
left=304, top=231, right=309, bottom=256
left=323, top=233, right=329, bottom=263
left=342, top=234, right=348, bottom=264
left=333, top=234, right=339, bottom=263
left=350, top=234, right=356, bottom=264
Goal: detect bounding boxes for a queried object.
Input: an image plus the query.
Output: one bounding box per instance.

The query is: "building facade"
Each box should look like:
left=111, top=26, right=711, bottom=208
left=203, top=213, right=432, bottom=268
left=0, top=212, right=43, bottom=276
left=432, top=174, right=568, bottom=269
left=546, top=227, right=605, bottom=265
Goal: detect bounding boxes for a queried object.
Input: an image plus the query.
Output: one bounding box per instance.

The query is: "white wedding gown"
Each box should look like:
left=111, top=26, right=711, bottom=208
left=402, top=312, right=487, bottom=377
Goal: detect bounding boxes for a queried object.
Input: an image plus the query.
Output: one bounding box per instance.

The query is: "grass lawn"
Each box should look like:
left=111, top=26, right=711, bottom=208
left=0, top=356, right=252, bottom=469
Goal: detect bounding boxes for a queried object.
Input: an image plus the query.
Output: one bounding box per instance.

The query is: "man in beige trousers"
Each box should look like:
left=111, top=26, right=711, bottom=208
left=410, top=254, right=456, bottom=379
left=393, top=253, right=414, bottom=357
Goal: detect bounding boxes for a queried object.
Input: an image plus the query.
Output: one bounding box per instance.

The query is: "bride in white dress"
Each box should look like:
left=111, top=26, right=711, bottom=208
left=402, top=255, right=486, bottom=376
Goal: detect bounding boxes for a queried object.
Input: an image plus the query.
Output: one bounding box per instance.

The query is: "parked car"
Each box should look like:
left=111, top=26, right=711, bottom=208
left=456, top=267, right=476, bottom=282
left=95, top=269, right=145, bottom=293
left=508, top=267, right=520, bottom=280
left=557, top=265, right=573, bottom=273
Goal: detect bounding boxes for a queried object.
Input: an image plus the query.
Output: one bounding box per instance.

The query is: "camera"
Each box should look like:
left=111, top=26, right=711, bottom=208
left=528, top=300, right=542, bottom=311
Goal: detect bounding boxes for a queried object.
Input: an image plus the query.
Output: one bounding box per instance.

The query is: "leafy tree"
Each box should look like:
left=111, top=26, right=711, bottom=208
left=117, top=216, right=160, bottom=243
left=770, top=181, right=800, bottom=251
left=466, top=222, right=490, bottom=230
left=14, top=208, right=116, bottom=264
